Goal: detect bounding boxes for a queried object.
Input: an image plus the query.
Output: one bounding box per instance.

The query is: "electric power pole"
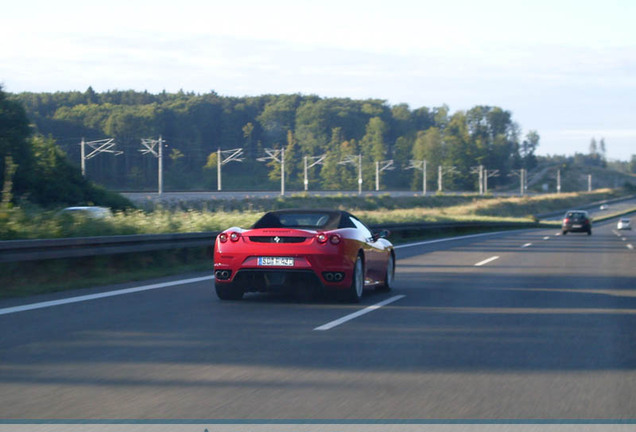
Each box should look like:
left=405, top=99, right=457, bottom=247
left=80, top=137, right=122, bottom=177
left=358, top=154, right=362, bottom=195
left=375, top=160, right=394, bottom=191
left=484, top=169, right=499, bottom=194
left=437, top=165, right=458, bottom=193
left=510, top=168, right=526, bottom=196
left=140, top=136, right=165, bottom=194
left=258, top=148, right=286, bottom=195
left=470, top=165, right=485, bottom=195
left=303, top=154, right=326, bottom=191
left=216, top=148, right=244, bottom=191
left=406, top=160, right=427, bottom=195
left=339, top=154, right=363, bottom=195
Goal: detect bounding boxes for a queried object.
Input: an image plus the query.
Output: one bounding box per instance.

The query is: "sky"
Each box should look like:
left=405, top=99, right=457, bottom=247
left=2, top=0, right=635, bottom=161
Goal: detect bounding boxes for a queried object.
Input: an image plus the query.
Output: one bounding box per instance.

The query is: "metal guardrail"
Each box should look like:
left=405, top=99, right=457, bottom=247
left=0, top=221, right=545, bottom=264
left=534, top=194, right=636, bottom=220
left=0, top=232, right=215, bottom=263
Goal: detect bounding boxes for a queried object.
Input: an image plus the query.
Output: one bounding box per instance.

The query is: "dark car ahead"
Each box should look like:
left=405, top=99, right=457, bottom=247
left=562, top=210, right=592, bottom=235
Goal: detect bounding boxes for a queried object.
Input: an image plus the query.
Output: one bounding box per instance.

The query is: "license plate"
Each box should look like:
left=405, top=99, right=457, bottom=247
left=258, top=257, right=294, bottom=266
left=572, top=224, right=582, bottom=228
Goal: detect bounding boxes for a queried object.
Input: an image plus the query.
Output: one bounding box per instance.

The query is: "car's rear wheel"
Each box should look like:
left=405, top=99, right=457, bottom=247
left=215, top=281, right=244, bottom=300
left=562, top=230, right=567, bottom=235
left=377, top=253, right=394, bottom=292
left=344, top=255, right=364, bottom=303
left=588, top=229, right=592, bottom=236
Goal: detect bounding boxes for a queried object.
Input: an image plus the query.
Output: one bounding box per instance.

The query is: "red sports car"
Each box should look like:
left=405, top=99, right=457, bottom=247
left=213, top=209, right=395, bottom=302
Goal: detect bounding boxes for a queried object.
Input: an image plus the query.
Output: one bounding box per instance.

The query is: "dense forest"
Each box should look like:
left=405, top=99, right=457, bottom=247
left=0, top=86, right=131, bottom=208
left=11, top=88, right=541, bottom=193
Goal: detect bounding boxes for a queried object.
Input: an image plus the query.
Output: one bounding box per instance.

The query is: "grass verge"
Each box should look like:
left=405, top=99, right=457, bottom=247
left=0, top=248, right=212, bottom=299
left=0, top=189, right=630, bottom=240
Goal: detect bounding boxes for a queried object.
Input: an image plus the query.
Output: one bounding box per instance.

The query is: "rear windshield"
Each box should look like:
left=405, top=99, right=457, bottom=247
left=253, top=211, right=341, bottom=229
left=566, top=212, right=587, bottom=220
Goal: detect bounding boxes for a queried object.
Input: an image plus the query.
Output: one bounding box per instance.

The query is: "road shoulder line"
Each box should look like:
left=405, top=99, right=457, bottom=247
left=0, top=276, right=214, bottom=316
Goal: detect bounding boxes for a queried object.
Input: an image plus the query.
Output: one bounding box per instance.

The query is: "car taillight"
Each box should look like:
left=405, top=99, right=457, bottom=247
left=218, top=233, right=228, bottom=243
left=229, top=232, right=240, bottom=242
left=316, top=233, right=341, bottom=245
left=564, top=218, right=570, bottom=224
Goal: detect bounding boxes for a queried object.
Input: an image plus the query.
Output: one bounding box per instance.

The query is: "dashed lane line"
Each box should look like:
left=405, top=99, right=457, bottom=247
left=314, top=295, right=406, bottom=331
left=475, top=256, right=500, bottom=267
left=393, top=230, right=524, bottom=250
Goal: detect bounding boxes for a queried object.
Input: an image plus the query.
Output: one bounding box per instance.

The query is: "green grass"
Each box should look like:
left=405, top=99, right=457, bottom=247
left=0, top=189, right=628, bottom=240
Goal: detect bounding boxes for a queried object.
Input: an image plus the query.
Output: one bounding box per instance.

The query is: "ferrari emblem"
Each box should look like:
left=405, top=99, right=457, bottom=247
left=274, top=236, right=281, bottom=243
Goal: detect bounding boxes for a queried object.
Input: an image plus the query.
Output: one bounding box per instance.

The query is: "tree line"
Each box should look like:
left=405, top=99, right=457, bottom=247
left=11, top=88, right=540, bottom=193
left=0, top=86, right=131, bottom=208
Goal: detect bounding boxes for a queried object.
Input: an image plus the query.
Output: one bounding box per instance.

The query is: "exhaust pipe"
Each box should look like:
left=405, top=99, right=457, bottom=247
left=323, top=272, right=344, bottom=282
left=215, top=270, right=231, bottom=280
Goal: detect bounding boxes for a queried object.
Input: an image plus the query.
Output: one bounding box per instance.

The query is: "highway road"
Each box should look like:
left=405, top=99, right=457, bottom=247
left=1, top=216, right=635, bottom=420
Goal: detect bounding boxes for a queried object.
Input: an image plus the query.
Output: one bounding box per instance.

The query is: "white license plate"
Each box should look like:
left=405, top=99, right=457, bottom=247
left=572, top=224, right=582, bottom=228
left=258, top=257, right=294, bottom=266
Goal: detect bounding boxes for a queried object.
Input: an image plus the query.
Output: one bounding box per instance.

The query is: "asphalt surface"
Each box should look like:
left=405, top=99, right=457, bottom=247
left=1, top=217, right=635, bottom=420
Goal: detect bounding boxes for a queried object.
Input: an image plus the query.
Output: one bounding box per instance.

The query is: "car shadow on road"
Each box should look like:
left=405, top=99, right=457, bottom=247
left=1, top=271, right=635, bottom=396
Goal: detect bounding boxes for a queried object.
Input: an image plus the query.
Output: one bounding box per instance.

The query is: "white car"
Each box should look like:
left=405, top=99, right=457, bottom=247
left=61, top=206, right=113, bottom=219
left=617, top=218, right=631, bottom=230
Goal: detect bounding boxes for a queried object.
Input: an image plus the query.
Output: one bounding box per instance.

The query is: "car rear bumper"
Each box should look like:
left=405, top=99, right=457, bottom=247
left=562, top=224, right=591, bottom=232
left=214, top=253, right=354, bottom=291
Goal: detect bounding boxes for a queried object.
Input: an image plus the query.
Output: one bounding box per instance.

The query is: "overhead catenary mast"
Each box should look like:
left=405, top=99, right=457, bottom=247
left=140, top=136, right=165, bottom=194
left=216, top=148, right=244, bottom=191
left=80, top=137, right=122, bottom=177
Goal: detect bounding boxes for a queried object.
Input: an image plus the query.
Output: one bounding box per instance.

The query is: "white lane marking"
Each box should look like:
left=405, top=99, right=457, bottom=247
left=555, top=232, right=561, bottom=236
left=0, top=276, right=215, bottom=316
left=628, top=244, right=634, bottom=250
left=0, top=228, right=540, bottom=317
left=475, top=256, right=500, bottom=267
left=314, top=295, right=406, bottom=331
left=521, top=243, right=532, bottom=248
left=393, top=230, right=529, bottom=250
left=545, top=236, right=552, bottom=240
